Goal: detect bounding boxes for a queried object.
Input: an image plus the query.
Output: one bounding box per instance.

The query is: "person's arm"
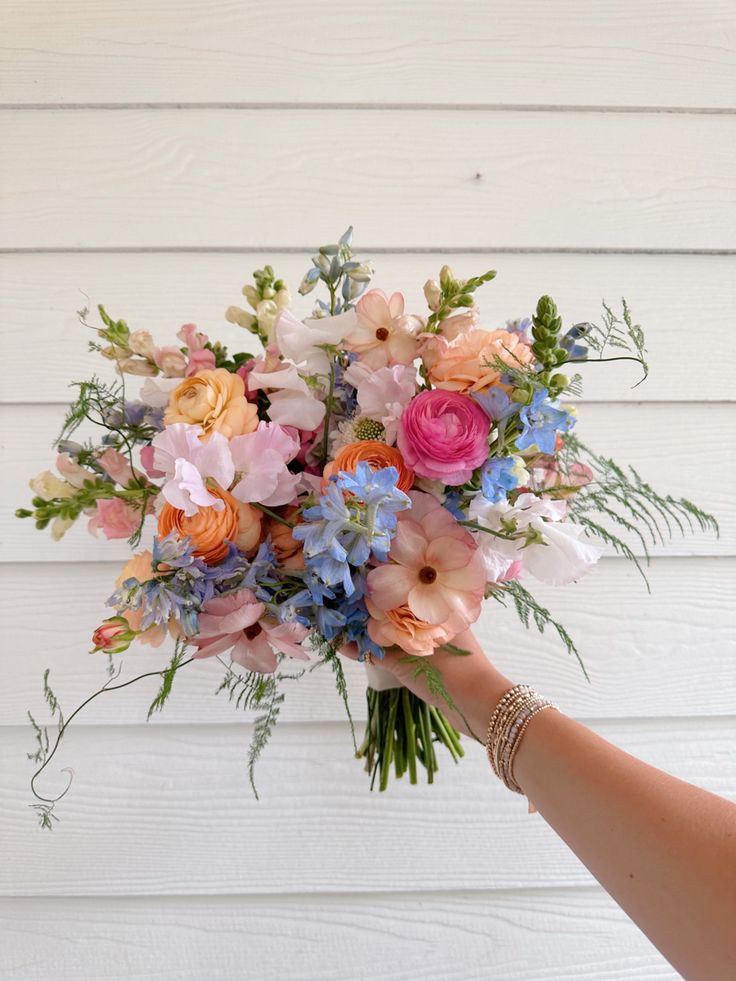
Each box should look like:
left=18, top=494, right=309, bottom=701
left=373, top=631, right=736, bottom=981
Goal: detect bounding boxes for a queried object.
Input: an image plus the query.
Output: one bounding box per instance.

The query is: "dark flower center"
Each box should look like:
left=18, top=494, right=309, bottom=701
left=418, top=565, right=438, bottom=584
left=244, top=624, right=263, bottom=641
left=375, top=327, right=390, bottom=341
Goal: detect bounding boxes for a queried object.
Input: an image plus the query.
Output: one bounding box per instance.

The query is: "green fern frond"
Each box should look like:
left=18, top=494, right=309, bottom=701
left=147, top=642, right=188, bottom=720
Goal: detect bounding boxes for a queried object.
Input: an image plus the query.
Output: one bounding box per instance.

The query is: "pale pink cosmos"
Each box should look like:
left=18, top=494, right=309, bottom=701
left=230, top=422, right=301, bottom=507
left=150, top=423, right=235, bottom=517
left=343, top=362, right=418, bottom=445
left=367, top=492, right=486, bottom=629
left=248, top=362, right=326, bottom=430
left=193, top=588, right=309, bottom=673
left=88, top=497, right=141, bottom=539
left=343, top=290, right=423, bottom=369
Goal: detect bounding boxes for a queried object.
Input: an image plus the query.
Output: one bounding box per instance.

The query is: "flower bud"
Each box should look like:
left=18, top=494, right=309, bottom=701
left=225, top=305, right=258, bottom=331
left=116, top=357, right=159, bottom=377
left=29, top=471, right=74, bottom=501
left=51, top=515, right=75, bottom=541
left=439, top=265, right=456, bottom=290
left=423, top=279, right=442, bottom=311
left=241, top=285, right=260, bottom=309
left=315, top=254, right=332, bottom=275
left=550, top=372, right=569, bottom=390
left=91, top=616, right=137, bottom=655
left=256, top=298, right=280, bottom=338
left=345, top=261, right=374, bottom=283
left=275, top=286, right=291, bottom=310
left=298, top=269, right=320, bottom=296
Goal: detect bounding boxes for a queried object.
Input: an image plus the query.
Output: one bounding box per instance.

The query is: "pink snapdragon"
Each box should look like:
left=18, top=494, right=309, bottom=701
left=178, top=323, right=216, bottom=377
left=88, top=497, right=141, bottom=539
left=230, top=421, right=301, bottom=507
left=397, top=389, right=490, bottom=485
left=193, top=589, right=309, bottom=673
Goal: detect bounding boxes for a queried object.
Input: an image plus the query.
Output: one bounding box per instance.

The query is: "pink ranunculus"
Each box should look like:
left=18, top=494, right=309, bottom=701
left=367, top=492, right=486, bottom=633
left=397, top=389, right=490, bottom=485
left=88, top=497, right=141, bottom=539
left=193, top=589, right=309, bottom=673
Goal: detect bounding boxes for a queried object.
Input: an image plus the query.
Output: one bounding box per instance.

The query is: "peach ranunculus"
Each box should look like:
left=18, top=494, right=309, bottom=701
left=114, top=550, right=167, bottom=647
left=265, top=506, right=305, bottom=570
left=343, top=290, right=423, bottom=369
left=324, top=440, right=414, bottom=494
left=365, top=600, right=457, bottom=657
left=158, top=486, right=262, bottom=564
left=164, top=368, right=258, bottom=441
left=425, top=328, right=535, bottom=394
left=367, top=491, right=486, bottom=638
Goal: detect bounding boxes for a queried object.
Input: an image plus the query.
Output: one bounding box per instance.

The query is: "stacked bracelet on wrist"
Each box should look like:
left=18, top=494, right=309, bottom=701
left=485, top=684, right=557, bottom=796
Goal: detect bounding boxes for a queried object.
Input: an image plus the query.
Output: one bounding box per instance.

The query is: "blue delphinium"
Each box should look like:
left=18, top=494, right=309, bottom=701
left=293, top=463, right=410, bottom=595
left=516, top=388, right=575, bottom=455
left=559, top=322, right=590, bottom=361
left=480, top=456, right=528, bottom=503
left=471, top=387, right=518, bottom=422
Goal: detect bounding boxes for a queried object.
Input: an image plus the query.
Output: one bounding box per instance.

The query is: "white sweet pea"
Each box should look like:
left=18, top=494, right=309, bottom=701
left=139, top=375, right=181, bottom=408
left=468, top=492, right=601, bottom=586
left=151, top=424, right=235, bottom=517
left=275, top=307, right=358, bottom=374
left=248, top=363, right=326, bottom=430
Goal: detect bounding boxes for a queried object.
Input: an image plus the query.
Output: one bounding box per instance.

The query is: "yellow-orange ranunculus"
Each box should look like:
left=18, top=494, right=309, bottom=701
left=164, top=368, right=258, bottom=441
left=324, top=440, right=414, bottom=493
left=158, top=487, right=262, bottom=564
left=426, top=328, right=534, bottom=394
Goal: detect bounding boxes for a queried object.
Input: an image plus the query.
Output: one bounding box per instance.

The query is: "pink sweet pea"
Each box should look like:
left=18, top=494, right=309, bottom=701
left=193, top=589, right=309, bottom=673
left=343, top=362, right=417, bottom=445
left=397, top=389, right=490, bottom=485
left=96, top=447, right=141, bottom=487
left=230, top=422, right=301, bottom=507
left=367, top=492, right=486, bottom=629
left=248, top=362, right=326, bottom=431
left=150, top=423, right=235, bottom=516
left=88, top=497, right=141, bottom=539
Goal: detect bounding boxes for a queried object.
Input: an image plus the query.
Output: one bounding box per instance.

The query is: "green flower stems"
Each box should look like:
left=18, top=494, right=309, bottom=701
left=356, top=687, right=464, bottom=790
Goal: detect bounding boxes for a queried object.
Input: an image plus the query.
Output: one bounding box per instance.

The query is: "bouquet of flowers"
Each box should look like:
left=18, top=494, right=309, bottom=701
left=19, top=228, right=717, bottom=826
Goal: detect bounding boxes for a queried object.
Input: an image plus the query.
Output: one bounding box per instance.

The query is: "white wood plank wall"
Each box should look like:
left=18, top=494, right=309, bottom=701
left=0, top=3, right=734, bottom=978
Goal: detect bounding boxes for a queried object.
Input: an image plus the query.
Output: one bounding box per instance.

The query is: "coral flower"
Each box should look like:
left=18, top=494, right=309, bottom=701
left=365, top=600, right=457, bottom=657
left=343, top=290, right=422, bottom=369
left=114, top=551, right=168, bottom=647
left=158, top=486, right=262, bottom=563
left=324, top=440, right=414, bottom=493
left=165, top=368, right=258, bottom=441
left=426, top=328, right=534, bottom=394
left=367, top=492, right=485, bottom=628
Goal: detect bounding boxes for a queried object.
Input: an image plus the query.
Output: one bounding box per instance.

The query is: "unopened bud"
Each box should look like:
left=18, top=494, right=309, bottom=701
left=423, top=279, right=442, bottom=311
left=439, top=265, right=455, bottom=290
left=241, top=285, right=259, bottom=308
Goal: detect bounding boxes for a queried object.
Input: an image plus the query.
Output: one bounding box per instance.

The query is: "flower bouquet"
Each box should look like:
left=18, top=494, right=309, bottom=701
left=19, top=228, right=717, bottom=826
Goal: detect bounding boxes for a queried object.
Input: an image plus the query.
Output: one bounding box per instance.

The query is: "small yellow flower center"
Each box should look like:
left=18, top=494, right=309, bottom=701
left=418, top=565, right=438, bottom=584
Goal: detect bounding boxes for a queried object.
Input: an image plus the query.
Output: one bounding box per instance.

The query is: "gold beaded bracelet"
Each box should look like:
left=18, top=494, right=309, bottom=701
left=485, top=685, right=558, bottom=797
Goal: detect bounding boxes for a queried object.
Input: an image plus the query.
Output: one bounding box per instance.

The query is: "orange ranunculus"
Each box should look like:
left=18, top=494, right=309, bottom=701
left=365, top=600, right=454, bottom=657
left=164, top=368, right=258, bottom=441
left=426, top=328, right=534, bottom=394
left=158, top=487, right=262, bottom=564
left=324, top=440, right=414, bottom=493
left=266, top=506, right=304, bottom=570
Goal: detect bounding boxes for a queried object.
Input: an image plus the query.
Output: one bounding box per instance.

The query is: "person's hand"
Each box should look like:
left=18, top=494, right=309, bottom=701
left=343, top=630, right=511, bottom=740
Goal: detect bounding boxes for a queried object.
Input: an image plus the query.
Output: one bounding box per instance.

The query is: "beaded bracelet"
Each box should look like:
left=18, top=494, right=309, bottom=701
left=485, top=685, right=558, bottom=797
